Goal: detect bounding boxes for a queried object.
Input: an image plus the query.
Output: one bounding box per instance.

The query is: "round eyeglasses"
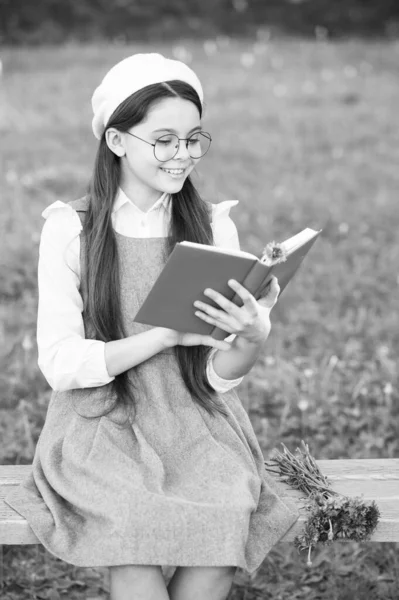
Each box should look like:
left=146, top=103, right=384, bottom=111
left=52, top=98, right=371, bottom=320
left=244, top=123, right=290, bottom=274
left=125, top=131, right=212, bottom=162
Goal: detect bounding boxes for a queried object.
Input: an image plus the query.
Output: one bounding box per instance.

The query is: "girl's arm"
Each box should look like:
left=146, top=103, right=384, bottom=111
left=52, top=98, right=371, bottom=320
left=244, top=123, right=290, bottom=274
left=38, top=204, right=115, bottom=391
left=105, top=277, right=278, bottom=382
left=104, top=327, right=229, bottom=377
left=193, top=277, right=280, bottom=381
left=211, top=334, right=268, bottom=380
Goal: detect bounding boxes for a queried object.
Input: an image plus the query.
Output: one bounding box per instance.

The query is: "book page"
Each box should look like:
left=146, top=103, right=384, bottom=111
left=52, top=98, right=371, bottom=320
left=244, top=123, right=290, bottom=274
left=181, top=229, right=321, bottom=261
left=281, top=228, right=320, bottom=255
left=180, top=241, right=257, bottom=260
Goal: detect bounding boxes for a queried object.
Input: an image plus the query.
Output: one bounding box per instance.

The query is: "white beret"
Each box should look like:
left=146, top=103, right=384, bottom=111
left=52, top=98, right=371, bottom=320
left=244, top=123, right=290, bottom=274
left=91, top=52, right=204, bottom=139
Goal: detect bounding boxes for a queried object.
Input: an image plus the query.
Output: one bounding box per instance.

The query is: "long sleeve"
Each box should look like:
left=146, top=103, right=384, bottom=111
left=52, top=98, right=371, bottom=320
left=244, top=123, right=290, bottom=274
left=206, top=201, right=244, bottom=393
left=37, top=202, right=114, bottom=391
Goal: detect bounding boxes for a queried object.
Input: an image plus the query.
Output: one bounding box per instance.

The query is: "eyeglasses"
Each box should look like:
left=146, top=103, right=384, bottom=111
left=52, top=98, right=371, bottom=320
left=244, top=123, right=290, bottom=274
left=125, top=131, right=212, bottom=162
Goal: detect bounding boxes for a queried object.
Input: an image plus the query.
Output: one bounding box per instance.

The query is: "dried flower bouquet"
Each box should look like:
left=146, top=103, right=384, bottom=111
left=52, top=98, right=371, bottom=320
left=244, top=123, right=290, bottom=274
left=265, top=441, right=380, bottom=566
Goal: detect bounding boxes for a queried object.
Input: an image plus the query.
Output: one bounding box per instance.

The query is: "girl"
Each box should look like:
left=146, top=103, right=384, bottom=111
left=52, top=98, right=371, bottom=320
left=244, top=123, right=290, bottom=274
left=5, top=53, right=299, bottom=600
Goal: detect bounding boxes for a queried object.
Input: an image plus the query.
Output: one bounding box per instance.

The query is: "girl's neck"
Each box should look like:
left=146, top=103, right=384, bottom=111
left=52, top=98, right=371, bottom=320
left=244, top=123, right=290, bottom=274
left=119, top=181, right=164, bottom=213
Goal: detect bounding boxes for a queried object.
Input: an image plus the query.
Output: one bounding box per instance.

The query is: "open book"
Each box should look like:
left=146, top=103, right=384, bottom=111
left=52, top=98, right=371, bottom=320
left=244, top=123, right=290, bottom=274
left=134, top=228, right=322, bottom=340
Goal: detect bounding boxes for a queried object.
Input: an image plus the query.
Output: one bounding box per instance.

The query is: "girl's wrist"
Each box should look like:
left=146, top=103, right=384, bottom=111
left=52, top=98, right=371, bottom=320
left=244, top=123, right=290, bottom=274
left=154, top=327, right=178, bottom=349
left=236, top=328, right=270, bottom=349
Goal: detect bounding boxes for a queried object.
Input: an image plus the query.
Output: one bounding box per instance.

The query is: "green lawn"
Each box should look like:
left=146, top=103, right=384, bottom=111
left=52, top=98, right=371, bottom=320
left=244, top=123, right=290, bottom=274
left=1, top=38, right=399, bottom=599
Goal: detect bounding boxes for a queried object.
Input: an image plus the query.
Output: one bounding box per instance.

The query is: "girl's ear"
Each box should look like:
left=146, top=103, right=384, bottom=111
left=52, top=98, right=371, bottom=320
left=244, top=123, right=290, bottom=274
left=105, top=128, right=126, bottom=157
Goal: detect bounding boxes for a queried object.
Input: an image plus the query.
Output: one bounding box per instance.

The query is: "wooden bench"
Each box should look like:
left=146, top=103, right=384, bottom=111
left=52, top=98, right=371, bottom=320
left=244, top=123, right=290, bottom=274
left=1, top=459, right=399, bottom=548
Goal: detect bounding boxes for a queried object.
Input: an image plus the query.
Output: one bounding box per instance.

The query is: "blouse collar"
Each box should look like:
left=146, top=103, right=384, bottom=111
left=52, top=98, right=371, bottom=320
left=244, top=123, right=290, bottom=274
left=113, top=187, right=171, bottom=216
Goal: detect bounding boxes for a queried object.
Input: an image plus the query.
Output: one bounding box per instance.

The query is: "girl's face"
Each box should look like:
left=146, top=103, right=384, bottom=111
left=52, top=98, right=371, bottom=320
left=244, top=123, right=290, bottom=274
left=117, top=97, right=202, bottom=201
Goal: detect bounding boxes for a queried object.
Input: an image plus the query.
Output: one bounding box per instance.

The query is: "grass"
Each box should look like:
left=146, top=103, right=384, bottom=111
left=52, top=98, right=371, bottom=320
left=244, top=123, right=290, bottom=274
left=1, top=36, right=399, bottom=599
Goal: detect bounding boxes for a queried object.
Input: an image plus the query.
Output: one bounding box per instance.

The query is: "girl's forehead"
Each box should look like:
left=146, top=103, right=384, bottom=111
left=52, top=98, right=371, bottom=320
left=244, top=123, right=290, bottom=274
left=144, top=97, right=201, bottom=129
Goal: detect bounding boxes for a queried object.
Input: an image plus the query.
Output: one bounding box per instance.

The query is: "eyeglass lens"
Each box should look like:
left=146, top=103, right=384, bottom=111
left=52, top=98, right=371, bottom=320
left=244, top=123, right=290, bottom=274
left=154, top=133, right=211, bottom=161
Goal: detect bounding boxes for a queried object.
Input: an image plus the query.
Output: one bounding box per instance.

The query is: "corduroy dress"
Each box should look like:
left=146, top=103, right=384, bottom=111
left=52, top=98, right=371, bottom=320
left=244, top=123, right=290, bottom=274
left=4, top=196, right=299, bottom=575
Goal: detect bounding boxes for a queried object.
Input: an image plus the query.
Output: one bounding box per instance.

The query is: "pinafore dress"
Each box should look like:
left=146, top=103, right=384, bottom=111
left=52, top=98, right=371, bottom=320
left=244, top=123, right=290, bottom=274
left=4, top=196, right=299, bottom=574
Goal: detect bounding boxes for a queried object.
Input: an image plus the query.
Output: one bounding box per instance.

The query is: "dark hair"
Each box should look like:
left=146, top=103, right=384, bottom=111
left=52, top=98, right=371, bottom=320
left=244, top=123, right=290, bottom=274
left=82, top=80, right=228, bottom=424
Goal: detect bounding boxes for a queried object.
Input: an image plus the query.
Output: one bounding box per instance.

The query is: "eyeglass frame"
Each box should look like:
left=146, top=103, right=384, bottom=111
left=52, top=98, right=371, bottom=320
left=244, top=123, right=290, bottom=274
left=124, top=130, right=212, bottom=162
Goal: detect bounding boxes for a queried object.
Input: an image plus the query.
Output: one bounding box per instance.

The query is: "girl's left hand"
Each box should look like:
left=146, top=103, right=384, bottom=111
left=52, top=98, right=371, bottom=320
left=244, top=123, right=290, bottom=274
left=193, top=276, right=280, bottom=345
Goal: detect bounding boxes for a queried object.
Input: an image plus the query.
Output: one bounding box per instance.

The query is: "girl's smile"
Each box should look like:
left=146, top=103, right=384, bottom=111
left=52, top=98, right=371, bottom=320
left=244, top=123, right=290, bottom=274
left=159, top=165, right=190, bottom=179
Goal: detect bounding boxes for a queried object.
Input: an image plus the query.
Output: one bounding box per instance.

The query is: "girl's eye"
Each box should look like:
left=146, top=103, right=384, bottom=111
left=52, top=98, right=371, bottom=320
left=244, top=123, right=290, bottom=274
left=157, top=138, right=174, bottom=145
left=188, top=137, right=200, bottom=144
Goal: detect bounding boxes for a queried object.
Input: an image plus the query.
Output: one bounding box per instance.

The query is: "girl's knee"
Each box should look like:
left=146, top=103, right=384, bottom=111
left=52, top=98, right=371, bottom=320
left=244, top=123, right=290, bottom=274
left=109, top=563, right=163, bottom=584
left=168, top=565, right=237, bottom=599
left=208, top=565, right=237, bottom=583
left=109, top=564, right=169, bottom=600
left=216, top=565, right=237, bottom=589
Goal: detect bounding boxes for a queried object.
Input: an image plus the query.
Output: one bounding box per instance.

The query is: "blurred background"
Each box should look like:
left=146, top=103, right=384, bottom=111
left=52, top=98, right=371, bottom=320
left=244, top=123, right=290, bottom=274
left=1, top=1, right=399, bottom=599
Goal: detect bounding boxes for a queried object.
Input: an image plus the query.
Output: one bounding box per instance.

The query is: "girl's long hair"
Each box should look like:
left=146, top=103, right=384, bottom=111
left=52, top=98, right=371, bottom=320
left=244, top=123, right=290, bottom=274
left=82, top=80, right=228, bottom=423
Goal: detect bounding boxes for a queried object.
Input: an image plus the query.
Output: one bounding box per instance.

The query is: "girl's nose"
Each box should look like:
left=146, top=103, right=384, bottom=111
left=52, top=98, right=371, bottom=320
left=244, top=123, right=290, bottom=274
left=174, top=139, right=191, bottom=160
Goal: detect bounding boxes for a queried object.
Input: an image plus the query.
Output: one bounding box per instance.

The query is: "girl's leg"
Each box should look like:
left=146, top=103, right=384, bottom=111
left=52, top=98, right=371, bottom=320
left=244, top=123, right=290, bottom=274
left=109, top=564, right=170, bottom=600
left=167, top=566, right=237, bottom=600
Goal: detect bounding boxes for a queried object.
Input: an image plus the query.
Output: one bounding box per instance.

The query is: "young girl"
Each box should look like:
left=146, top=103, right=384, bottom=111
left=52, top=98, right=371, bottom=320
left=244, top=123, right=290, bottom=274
left=5, top=53, right=299, bottom=600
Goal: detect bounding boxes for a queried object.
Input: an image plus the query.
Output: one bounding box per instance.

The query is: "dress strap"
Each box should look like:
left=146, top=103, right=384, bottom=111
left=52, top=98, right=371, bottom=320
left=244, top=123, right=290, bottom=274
left=68, top=196, right=89, bottom=225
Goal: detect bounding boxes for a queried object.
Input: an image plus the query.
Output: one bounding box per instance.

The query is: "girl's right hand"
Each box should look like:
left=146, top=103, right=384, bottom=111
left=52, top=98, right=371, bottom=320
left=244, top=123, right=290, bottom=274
left=157, top=327, right=232, bottom=352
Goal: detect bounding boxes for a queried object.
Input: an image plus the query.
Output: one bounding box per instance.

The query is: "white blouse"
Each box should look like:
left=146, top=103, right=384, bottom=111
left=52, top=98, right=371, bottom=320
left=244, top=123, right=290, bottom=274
left=37, top=187, right=244, bottom=394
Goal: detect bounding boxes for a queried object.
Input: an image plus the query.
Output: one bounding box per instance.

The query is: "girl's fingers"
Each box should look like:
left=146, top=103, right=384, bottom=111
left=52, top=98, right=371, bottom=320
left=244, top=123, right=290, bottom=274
left=194, top=309, right=236, bottom=334
left=194, top=301, right=230, bottom=322
left=200, top=286, right=243, bottom=319
left=227, top=280, right=258, bottom=315
left=180, top=332, right=231, bottom=351
left=202, top=337, right=231, bottom=351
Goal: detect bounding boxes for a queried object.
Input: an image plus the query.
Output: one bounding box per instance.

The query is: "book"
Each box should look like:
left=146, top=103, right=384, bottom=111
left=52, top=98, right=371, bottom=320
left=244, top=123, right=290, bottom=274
left=134, top=227, right=322, bottom=340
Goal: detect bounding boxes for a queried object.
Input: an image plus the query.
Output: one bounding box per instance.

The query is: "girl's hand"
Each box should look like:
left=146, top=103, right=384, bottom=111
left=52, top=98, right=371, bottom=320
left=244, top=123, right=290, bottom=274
left=158, top=328, right=232, bottom=352
left=193, top=276, right=280, bottom=345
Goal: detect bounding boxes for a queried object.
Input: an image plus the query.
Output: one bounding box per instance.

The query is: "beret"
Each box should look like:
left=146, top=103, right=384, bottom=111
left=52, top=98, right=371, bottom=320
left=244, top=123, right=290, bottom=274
left=91, top=53, right=204, bottom=139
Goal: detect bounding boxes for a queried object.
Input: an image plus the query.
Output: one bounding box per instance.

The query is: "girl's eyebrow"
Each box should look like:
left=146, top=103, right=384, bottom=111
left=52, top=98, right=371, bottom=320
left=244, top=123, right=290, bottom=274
left=151, top=126, right=202, bottom=135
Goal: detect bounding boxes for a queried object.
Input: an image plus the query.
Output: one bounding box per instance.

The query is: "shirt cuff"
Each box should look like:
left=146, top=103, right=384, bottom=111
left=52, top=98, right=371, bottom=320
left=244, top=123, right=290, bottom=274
left=206, top=348, right=244, bottom=393
left=44, top=340, right=115, bottom=391
left=83, top=341, right=114, bottom=387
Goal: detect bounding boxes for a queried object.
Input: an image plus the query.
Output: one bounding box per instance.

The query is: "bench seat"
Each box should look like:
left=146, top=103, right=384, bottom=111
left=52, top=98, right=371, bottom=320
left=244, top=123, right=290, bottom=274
left=1, top=459, right=399, bottom=545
